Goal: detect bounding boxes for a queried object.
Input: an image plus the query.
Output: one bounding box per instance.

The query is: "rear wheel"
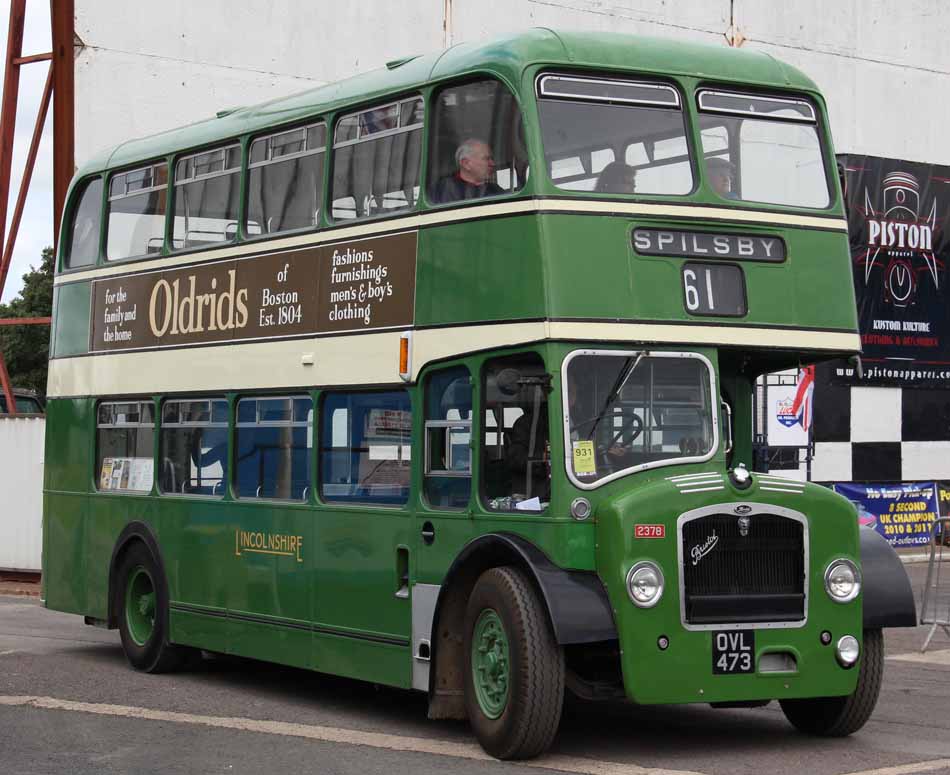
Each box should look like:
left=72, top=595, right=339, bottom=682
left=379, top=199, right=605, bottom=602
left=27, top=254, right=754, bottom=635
left=780, top=629, right=884, bottom=736
left=463, top=566, right=564, bottom=759
left=116, top=542, right=186, bottom=673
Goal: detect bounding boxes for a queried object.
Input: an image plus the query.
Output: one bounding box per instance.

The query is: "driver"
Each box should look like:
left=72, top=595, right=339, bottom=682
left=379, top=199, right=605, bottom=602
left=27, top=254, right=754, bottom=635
left=568, top=375, right=644, bottom=474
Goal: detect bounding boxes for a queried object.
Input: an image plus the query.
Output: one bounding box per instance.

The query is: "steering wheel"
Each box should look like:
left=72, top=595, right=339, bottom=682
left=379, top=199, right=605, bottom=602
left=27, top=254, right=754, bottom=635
left=608, top=413, right=643, bottom=448
left=594, top=414, right=644, bottom=469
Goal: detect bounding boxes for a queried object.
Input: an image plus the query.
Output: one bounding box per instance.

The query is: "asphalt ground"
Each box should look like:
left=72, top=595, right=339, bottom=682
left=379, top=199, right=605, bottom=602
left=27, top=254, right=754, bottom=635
left=1, top=562, right=950, bottom=775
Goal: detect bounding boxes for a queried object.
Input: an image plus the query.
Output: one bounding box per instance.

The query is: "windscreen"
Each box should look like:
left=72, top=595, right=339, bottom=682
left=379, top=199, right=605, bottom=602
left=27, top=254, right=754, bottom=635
left=564, top=352, right=715, bottom=485
left=698, top=90, right=830, bottom=208
left=538, top=74, right=693, bottom=195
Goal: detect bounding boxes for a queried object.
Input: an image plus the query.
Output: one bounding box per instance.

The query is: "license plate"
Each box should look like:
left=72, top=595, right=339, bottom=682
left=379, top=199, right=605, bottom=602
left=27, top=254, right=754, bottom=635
left=712, top=630, right=755, bottom=674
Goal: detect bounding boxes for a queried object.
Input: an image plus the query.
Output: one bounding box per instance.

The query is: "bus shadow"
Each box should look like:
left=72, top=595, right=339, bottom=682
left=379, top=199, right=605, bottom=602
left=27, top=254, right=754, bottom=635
left=76, top=646, right=873, bottom=761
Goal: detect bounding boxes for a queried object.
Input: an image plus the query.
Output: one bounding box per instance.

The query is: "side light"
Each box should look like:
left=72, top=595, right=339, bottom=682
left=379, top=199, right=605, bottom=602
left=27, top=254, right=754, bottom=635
left=570, top=497, right=592, bottom=521
left=824, top=558, right=861, bottom=603
left=835, top=635, right=860, bottom=668
left=626, top=561, right=664, bottom=608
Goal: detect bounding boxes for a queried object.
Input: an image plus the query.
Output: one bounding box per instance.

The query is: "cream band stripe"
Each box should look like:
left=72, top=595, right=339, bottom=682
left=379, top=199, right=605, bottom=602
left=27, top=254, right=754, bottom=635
left=54, top=198, right=848, bottom=286
left=46, top=320, right=861, bottom=398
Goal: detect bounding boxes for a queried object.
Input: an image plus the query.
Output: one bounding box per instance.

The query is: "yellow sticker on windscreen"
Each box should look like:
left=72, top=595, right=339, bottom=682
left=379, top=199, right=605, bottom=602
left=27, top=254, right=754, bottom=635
left=572, top=440, right=596, bottom=476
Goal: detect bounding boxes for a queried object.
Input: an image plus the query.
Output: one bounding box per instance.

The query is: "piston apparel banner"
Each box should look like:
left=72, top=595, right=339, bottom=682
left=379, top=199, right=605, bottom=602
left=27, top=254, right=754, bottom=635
left=836, top=155, right=950, bottom=387
left=834, top=481, right=938, bottom=547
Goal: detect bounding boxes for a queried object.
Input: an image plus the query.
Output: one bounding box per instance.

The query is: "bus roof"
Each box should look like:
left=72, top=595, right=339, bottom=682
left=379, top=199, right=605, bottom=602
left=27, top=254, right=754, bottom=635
left=80, top=28, right=820, bottom=177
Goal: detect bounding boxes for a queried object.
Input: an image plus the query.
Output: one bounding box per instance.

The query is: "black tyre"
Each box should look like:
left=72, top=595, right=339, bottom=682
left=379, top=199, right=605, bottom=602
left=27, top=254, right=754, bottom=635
left=115, top=542, right=186, bottom=673
left=780, top=629, right=884, bottom=736
left=463, top=566, right=564, bottom=759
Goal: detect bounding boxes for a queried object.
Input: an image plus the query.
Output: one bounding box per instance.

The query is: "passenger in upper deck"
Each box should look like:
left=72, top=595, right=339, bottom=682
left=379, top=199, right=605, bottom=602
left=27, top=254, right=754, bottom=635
left=595, top=162, right=637, bottom=194
left=707, top=157, right=738, bottom=200
left=429, top=138, right=504, bottom=204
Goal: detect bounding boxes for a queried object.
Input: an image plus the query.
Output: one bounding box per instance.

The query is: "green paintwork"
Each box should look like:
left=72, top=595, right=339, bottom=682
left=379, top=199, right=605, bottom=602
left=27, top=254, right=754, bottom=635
left=50, top=282, right=91, bottom=358
left=44, top=30, right=868, bottom=711
left=125, top=566, right=156, bottom=646
left=472, top=609, right=510, bottom=719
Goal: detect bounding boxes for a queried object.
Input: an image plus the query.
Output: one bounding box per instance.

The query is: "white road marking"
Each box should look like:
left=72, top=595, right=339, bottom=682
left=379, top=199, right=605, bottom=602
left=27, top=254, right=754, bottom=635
left=0, top=650, right=18, bottom=656
left=838, top=759, right=950, bottom=775
left=887, top=650, right=950, bottom=666
left=0, top=695, right=703, bottom=775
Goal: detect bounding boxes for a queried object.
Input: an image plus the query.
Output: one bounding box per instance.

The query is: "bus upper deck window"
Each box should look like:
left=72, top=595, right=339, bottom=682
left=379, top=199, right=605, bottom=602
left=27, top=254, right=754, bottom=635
left=426, top=79, right=527, bottom=206
left=65, top=177, right=103, bottom=268
left=697, top=90, right=830, bottom=208
left=537, top=74, right=693, bottom=196
left=173, top=144, right=242, bottom=250
left=106, top=163, right=168, bottom=261
left=248, top=123, right=326, bottom=236
left=330, top=97, right=423, bottom=221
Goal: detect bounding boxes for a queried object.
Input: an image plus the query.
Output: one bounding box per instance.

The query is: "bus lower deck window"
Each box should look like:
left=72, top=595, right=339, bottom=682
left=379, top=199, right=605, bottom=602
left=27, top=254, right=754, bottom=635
left=160, top=399, right=229, bottom=496
left=96, top=401, right=155, bottom=492
left=236, top=396, right=312, bottom=500
left=319, top=391, right=411, bottom=505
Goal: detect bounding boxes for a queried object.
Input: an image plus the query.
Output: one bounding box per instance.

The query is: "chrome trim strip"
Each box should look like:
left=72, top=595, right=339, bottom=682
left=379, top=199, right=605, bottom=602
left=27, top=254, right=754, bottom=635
left=697, top=89, right=816, bottom=122
left=538, top=73, right=681, bottom=108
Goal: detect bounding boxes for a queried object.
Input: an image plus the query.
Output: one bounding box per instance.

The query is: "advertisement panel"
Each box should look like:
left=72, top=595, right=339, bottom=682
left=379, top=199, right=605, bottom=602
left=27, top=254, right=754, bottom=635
left=834, top=481, right=938, bottom=547
left=834, top=155, right=950, bottom=387
left=89, top=231, right=417, bottom=354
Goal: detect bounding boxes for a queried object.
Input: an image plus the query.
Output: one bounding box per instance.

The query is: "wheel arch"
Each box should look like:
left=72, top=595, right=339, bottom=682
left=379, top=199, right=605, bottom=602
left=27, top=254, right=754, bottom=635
left=860, top=526, right=917, bottom=628
left=107, top=521, right=169, bottom=630
left=426, top=532, right=616, bottom=702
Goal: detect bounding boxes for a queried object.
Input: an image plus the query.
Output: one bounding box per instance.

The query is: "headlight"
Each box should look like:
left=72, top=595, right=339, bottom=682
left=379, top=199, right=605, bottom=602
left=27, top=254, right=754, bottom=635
left=626, top=561, right=664, bottom=608
left=824, top=559, right=861, bottom=603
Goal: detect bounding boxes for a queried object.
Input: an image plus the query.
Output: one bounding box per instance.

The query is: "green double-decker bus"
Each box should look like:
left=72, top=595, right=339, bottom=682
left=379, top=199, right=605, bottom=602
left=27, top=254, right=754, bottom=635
left=43, top=29, right=916, bottom=759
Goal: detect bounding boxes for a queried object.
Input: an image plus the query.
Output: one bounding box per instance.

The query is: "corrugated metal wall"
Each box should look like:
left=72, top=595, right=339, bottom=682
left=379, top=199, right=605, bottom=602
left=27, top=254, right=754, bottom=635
left=0, top=417, right=44, bottom=572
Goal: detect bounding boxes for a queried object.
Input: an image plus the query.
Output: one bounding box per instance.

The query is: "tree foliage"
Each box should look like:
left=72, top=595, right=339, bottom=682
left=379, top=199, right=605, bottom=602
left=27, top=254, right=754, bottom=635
left=0, top=247, right=54, bottom=395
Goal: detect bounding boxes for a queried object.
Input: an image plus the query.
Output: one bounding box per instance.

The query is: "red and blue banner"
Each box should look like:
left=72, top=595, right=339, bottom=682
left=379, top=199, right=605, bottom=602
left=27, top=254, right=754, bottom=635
left=834, top=481, right=938, bottom=547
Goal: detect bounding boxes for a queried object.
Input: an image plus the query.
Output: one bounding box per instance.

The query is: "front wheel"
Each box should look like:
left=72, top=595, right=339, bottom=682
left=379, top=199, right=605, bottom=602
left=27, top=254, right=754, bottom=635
left=463, top=566, right=564, bottom=759
left=780, top=628, right=884, bottom=736
left=116, top=542, right=186, bottom=673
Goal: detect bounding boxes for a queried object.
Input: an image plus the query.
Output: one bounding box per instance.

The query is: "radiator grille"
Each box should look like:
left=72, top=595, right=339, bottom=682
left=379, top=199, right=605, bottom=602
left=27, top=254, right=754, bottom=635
left=681, top=513, right=805, bottom=625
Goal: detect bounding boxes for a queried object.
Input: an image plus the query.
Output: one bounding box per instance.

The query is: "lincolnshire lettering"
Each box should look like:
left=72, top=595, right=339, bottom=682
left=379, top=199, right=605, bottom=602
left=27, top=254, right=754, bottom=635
left=236, top=530, right=303, bottom=562
left=149, top=269, right=249, bottom=337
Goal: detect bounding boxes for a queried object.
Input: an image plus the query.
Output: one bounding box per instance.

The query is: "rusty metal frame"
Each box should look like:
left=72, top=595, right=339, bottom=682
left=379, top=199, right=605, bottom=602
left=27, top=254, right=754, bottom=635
left=0, top=0, right=72, bottom=416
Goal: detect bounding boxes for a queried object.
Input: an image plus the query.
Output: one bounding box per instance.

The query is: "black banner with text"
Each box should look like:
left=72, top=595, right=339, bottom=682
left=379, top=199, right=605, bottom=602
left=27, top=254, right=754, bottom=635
left=834, top=154, right=950, bottom=387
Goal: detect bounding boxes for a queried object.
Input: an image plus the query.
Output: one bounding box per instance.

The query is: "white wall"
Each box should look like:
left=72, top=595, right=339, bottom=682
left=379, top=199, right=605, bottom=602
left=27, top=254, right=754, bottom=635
left=73, top=2, right=948, bottom=486
left=75, top=1, right=948, bottom=167
left=0, top=417, right=45, bottom=572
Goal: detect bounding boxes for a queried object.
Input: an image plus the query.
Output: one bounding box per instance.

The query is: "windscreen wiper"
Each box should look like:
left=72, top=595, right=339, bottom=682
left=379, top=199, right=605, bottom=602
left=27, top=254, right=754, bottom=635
left=586, top=351, right=646, bottom=440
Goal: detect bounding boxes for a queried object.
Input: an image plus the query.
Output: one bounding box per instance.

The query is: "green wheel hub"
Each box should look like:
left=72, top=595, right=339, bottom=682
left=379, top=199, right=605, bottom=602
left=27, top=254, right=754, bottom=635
left=125, top=566, right=156, bottom=647
left=472, top=608, right=510, bottom=719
